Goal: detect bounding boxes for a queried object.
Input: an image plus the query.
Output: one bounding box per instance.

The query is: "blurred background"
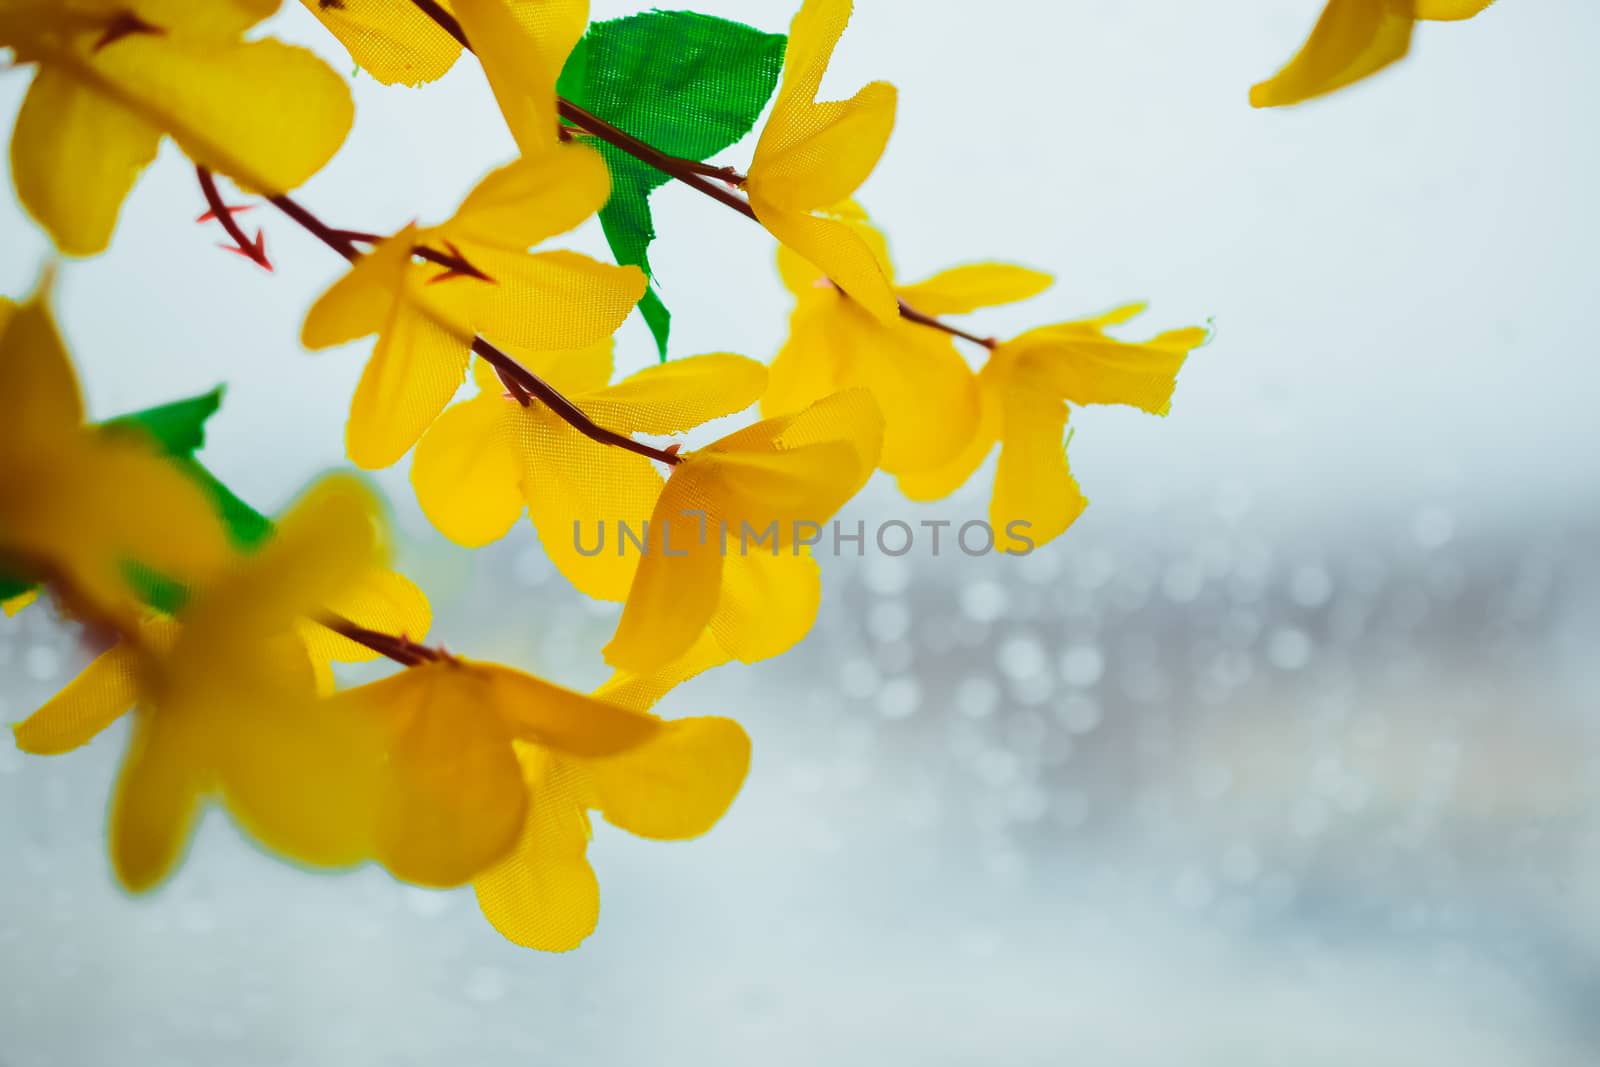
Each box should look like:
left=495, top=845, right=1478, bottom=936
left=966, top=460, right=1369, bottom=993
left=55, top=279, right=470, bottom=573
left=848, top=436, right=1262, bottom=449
left=3, top=1, right=1598, bottom=1063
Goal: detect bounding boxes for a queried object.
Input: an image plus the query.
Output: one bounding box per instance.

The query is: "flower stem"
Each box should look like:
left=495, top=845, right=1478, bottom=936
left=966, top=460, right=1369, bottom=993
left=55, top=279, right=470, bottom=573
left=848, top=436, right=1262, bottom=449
left=322, top=613, right=444, bottom=668
left=400, top=0, right=994, bottom=350
left=248, top=189, right=684, bottom=467
left=897, top=300, right=998, bottom=350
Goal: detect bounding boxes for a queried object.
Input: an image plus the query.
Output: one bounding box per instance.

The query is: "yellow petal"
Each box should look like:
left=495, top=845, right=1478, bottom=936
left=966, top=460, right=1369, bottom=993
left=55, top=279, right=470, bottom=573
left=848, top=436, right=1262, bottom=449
left=596, top=630, right=734, bottom=712
left=748, top=199, right=899, bottom=323
left=474, top=748, right=599, bottom=953
left=348, top=285, right=476, bottom=471
left=1415, top=0, right=1496, bottom=19
left=1010, top=321, right=1205, bottom=415
left=581, top=353, right=768, bottom=436
left=479, top=661, right=663, bottom=758
left=763, top=296, right=842, bottom=421
left=832, top=303, right=979, bottom=474
left=896, top=370, right=1000, bottom=503
left=468, top=248, right=646, bottom=354
left=518, top=413, right=665, bottom=603
left=747, top=0, right=898, bottom=322
left=991, top=385, right=1087, bottom=551
left=56, top=30, right=352, bottom=195
left=748, top=81, right=897, bottom=212
left=410, top=396, right=525, bottom=548
left=130, top=0, right=279, bottom=38
left=13, top=642, right=138, bottom=755
left=9, top=66, right=162, bottom=257
left=301, top=568, right=434, bottom=663
left=329, top=665, right=526, bottom=887
left=770, top=0, right=854, bottom=108
left=2, top=435, right=230, bottom=618
left=0, top=275, right=84, bottom=448
left=1250, top=0, right=1415, bottom=108
left=301, top=227, right=413, bottom=350
left=109, top=708, right=203, bottom=893
left=587, top=716, right=750, bottom=841
left=510, top=338, right=614, bottom=397
left=451, top=0, right=588, bottom=159
left=450, top=152, right=612, bottom=251
left=710, top=549, right=821, bottom=666
left=602, top=474, right=727, bottom=673
left=718, top=386, right=885, bottom=490
left=211, top=674, right=385, bottom=873
left=298, top=0, right=464, bottom=86
left=178, top=475, right=386, bottom=663
left=896, top=263, right=1055, bottom=316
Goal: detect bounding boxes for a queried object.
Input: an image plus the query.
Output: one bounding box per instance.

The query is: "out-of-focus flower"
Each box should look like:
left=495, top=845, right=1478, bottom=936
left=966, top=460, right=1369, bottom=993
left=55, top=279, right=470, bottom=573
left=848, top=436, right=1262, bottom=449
left=767, top=211, right=1051, bottom=475
left=604, top=388, right=883, bottom=675
left=1251, top=0, right=1498, bottom=109
left=322, top=656, right=667, bottom=890
left=0, top=276, right=229, bottom=621
left=301, top=159, right=645, bottom=469
left=301, top=0, right=464, bottom=86
left=12, top=476, right=400, bottom=892
left=0, top=0, right=351, bottom=255
left=900, top=306, right=1207, bottom=551
left=745, top=0, right=898, bottom=322
left=474, top=669, right=750, bottom=952
left=410, top=345, right=766, bottom=600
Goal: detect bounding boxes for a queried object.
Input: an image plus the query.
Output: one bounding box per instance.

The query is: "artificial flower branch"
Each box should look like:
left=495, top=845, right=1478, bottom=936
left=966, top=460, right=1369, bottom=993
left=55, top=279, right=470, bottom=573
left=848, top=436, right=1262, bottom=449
left=400, top=0, right=995, bottom=352
left=194, top=169, right=686, bottom=468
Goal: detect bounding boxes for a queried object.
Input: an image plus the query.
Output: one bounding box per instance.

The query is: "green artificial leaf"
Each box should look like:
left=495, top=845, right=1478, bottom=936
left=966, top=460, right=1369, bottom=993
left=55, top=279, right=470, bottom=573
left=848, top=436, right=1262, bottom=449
left=558, top=10, right=786, bottom=359
left=101, top=386, right=224, bottom=458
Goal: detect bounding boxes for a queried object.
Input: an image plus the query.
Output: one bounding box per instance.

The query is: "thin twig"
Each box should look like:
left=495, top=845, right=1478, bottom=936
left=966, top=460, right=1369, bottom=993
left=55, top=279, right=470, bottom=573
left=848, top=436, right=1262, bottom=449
left=322, top=613, right=445, bottom=667
left=196, top=166, right=270, bottom=270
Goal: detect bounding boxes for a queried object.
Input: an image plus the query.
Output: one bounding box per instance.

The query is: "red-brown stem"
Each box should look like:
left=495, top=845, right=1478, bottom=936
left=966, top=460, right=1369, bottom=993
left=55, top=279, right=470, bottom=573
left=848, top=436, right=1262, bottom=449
left=260, top=196, right=682, bottom=467
left=196, top=166, right=268, bottom=269
left=322, top=613, right=444, bottom=668
left=401, top=0, right=992, bottom=349
left=896, top=300, right=998, bottom=350
left=268, top=194, right=360, bottom=261
left=472, top=339, right=683, bottom=465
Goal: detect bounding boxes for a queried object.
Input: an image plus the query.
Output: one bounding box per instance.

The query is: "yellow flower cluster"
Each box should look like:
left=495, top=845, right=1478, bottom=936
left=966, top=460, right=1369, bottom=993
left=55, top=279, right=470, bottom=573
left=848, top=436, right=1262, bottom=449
left=7, top=0, right=1493, bottom=952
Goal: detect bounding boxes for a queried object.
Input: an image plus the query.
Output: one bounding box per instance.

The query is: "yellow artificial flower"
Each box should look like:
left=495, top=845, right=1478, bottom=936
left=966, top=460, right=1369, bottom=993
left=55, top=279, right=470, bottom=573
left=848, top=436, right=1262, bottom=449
left=12, top=476, right=402, bottom=892
left=411, top=344, right=767, bottom=600
left=0, top=277, right=229, bottom=621
left=451, top=0, right=590, bottom=162
left=301, top=0, right=464, bottom=86
left=900, top=306, right=1208, bottom=552
left=301, top=158, right=646, bottom=470
left=1251, top=0, right=1498, bottom=108
left=1, top=0, right=352, bottom=255
left=767, top=212, right=1052, bottom=475
left=604, top=388, right=883, bottom=675
left=474, top=668, right=750, bottom=952
left=746, top=0, right=899, bottom=323
left=320, top=655, right=668, bottom=890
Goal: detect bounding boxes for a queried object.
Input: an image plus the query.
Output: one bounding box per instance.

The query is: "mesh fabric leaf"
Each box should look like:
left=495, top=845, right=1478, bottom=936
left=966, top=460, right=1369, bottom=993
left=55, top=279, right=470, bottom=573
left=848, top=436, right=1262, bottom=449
left=557, top=11, right=786, bottom=359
